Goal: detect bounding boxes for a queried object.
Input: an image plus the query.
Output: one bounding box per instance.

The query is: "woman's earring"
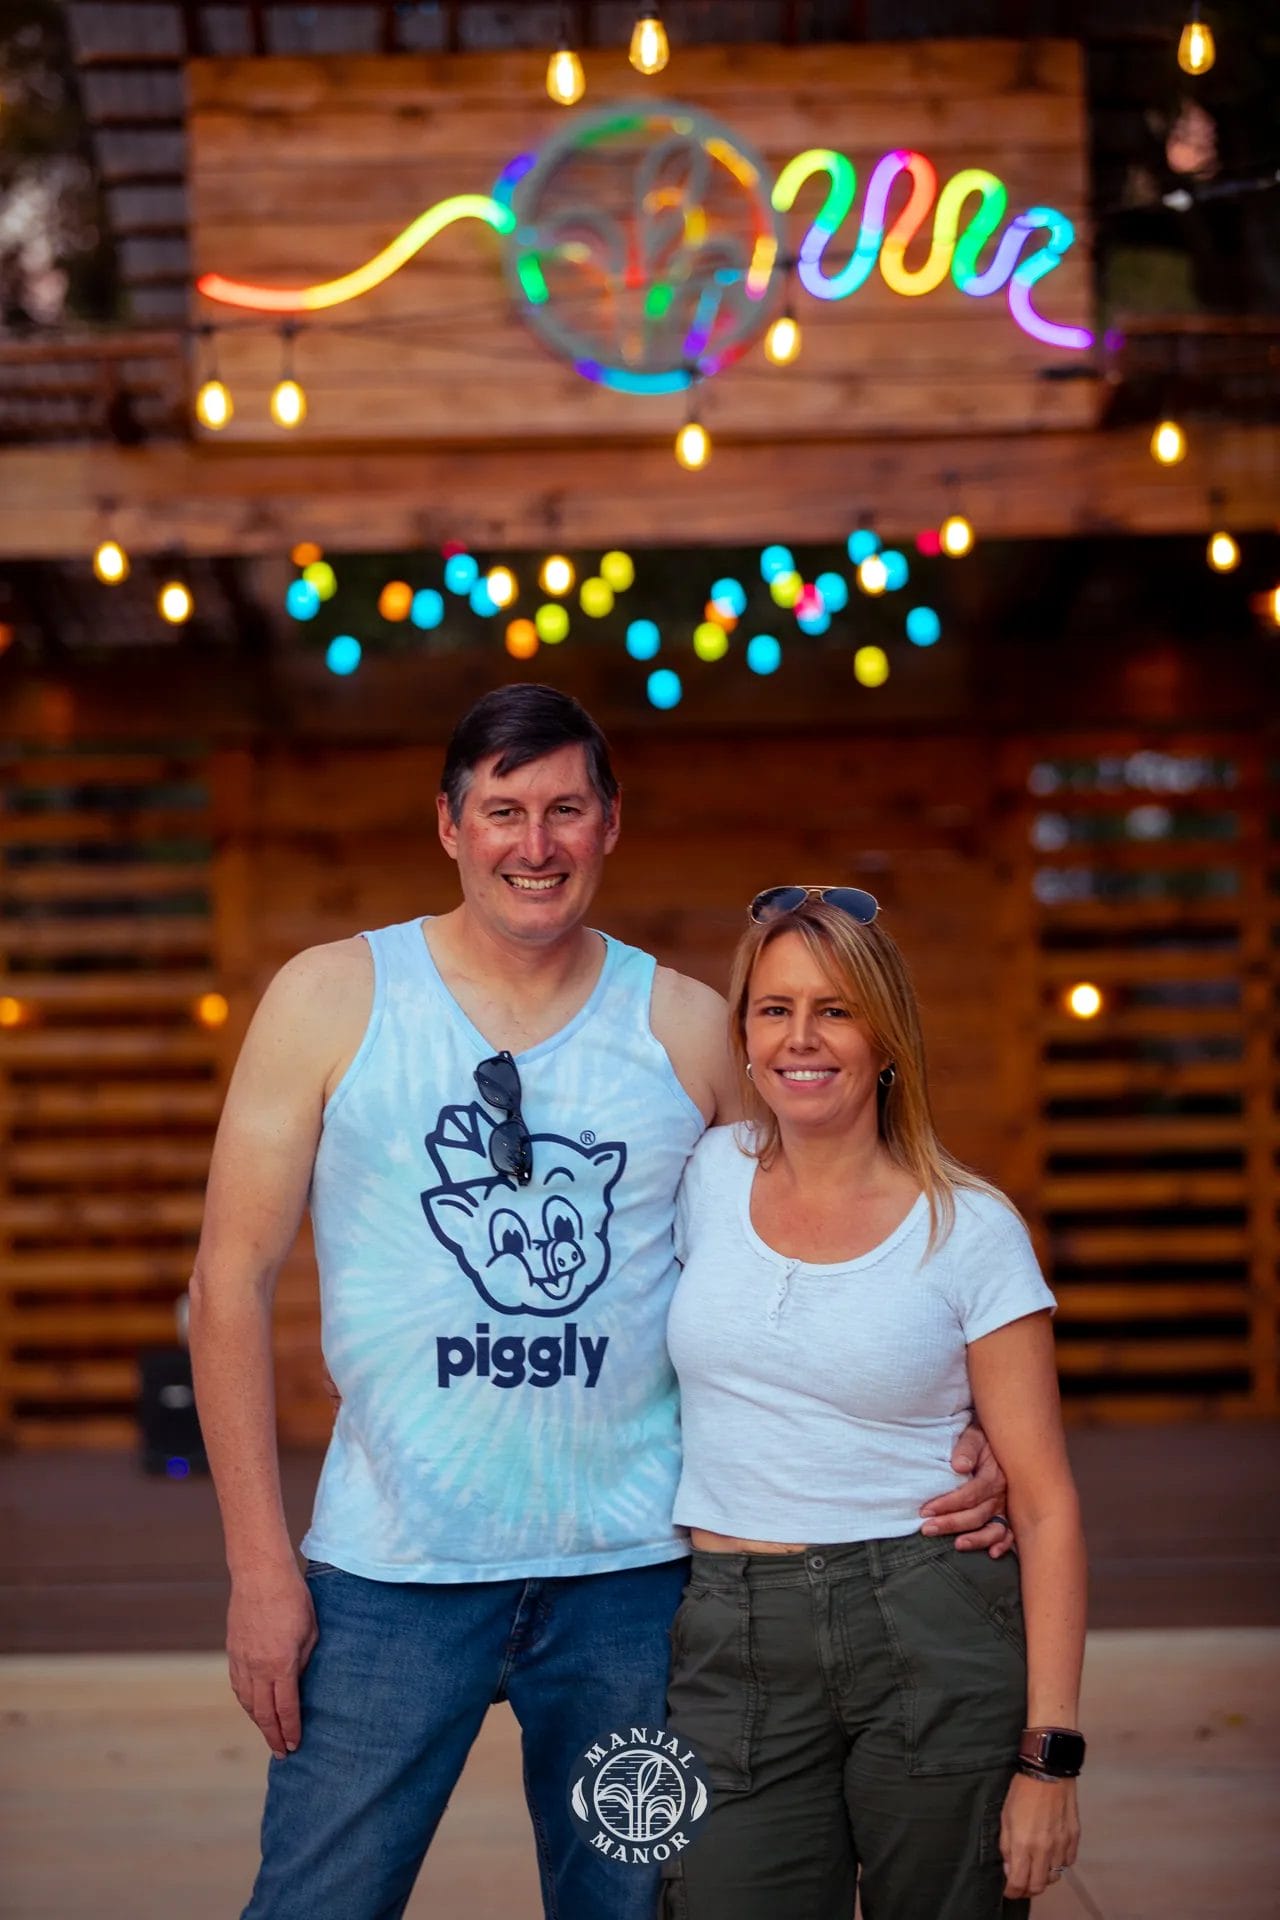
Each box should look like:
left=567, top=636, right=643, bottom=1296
left=878, top=1063, right=896, bottom=1089
left=745, top=1062, right=755, bottom=1081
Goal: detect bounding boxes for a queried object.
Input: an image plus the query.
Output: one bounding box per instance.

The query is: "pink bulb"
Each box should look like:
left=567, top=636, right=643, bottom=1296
left=915, top=529, right=942, bottom=556
left=795, top=584, right=825, bottom=618
left=441, top=539, right=465, bottom=558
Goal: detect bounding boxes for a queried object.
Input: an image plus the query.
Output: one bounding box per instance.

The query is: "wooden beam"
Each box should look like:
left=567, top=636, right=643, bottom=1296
left=0, top=423, right=1276, bottom=558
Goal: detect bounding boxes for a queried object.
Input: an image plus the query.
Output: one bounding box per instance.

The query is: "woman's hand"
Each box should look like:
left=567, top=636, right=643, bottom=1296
left=1000, top=1771, right=1080, bottom=1898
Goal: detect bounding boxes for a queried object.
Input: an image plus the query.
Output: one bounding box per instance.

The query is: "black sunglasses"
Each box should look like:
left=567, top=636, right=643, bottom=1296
left=474, top=1049, right=534, bottom=1186
left=749, top=884, right=880, bottom=926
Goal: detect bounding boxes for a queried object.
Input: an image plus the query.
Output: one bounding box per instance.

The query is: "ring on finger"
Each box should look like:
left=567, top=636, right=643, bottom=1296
left=990, top=1513, right=1011, bottom=1529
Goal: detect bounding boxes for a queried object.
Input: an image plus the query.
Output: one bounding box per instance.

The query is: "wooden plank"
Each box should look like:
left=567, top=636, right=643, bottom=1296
left=1042, top=1171, right=1246, bottom=1208
left=2, top=917, right=211, bottom=958
left=1055, top=1338, right=1249, bottom=1374
left=1035, top=843, right=1242, bottom=872
left=1, top=864, right=211, bottom=902
left=1042, top=1007, right=1242, bottom=1038
left=10, top=1359, right=138, bottom=1397
left=6, top=1083, right=220, bottom=1124
left=1042, top=1060, right=1243, bottom=1096
left=1039, top=949, right=1244, bottom=984
left=12, top=1416, right=136, bottom=1448
left=1047, top=1117, right=1245, bottom=1151
left=8, top=1141, right=211, bottom=1181
left=10, top=1306, right=181, bottom=1343
left=1061, top=1392, right=1256, bottom=1426
left=1037, top=898, right=1244, bottom=928
left=1235, top=741, right=1279, bottom=1413
left=0, top=752, right=203, bottom=785
left=1051, top=1226, right=1249, bottom=1263
left=1052, top=1282, right=1249, bottom=1318
left=3, top=1252, right=196, bottom=1291
left=10, top=973, right=215, bottom=1008
left=0, top=1031, right=217, bottom=1065
left=0, top=810, right=211, bottom=847
left=3, top=1194, right=204, bottom=1233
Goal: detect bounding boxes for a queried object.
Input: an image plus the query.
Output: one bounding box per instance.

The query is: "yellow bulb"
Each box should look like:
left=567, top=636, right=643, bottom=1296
left=629, top=11, right=669, bottom=76
left=853, top=646, right=890, bottom=688
left=858, top=555, right=889, bottom=595
left=580, top=577, right=615, bottom=618
left=0, top=995, right=29, bottom=1028
left=939, top=515, right=974, bottom=558
left=693, top=622, right=729, bottom=662
left=195, top=377, right=232, bottom=430
left=487, top=566, right=518, bottom=609
left=93, top=539, right=129, bottom=585
left=1270, top=585, right=1280, bottom=627
left=1150, top=419, right=1186, bottom=466
left=195, top=992, right=230, bottom=1029
left=271, top=378, right=307, bottom=428
left=303, top=560, right=338, bottom=600
left=675, top=420, right=710, bottom=470
left=764, top=314, right=801, bottom=366
left=547, top=45, right=585, bottom=106
left=1207, top=531, right=1239, bottom=573
left=600, top=550, right=635, bottom=592
left=158, top=580, right=193, bottom=625
left=1065, top=982, right=1104, bottom=1020
left=769, top=571, right=802, bottom=609
left=540, top=555, right=574, bottom=596
left=535, top=603, right=570, bottom=644
left=1177, top=17, right=1215, bottom=74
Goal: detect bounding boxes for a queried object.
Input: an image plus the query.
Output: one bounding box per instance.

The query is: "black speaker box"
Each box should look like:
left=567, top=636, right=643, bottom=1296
left=137, top=1347, right=207, bottom=1476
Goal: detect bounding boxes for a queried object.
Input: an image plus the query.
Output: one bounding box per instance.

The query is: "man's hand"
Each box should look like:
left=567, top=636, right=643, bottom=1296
left=919, top=1423, right=1015, bottom=1557
left=227, top=1563, right=319, bottom=1758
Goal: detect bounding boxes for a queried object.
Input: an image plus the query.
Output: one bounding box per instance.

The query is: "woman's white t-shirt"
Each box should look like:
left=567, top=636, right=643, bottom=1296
left=667, top=1124, right=1055, bottom=1543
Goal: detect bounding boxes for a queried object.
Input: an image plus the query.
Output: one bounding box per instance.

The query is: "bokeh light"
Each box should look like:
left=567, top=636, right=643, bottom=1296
left=378, top=580, right=413, bottom=622
left=505, top=619, right=539, bottom=659
left=906, top=606, right=942, bottom=647
left=540, top=555, right=575, bottom=596
left=769, top=570, right=803, bottom=609
left=469, top=578, right=499, bottom=616
left=880, top=550, right=909, bottom=591
left=626, top=619, right=661, bottom=660
left=847, top=529, right=880, bottom=565
left=291, top=542, right=322, bottom=568
left=853, top=645, right=890, bottom=687
left=158, top=581, right=193, bottom=624
left=1207, top=532, right=1240, bottom=573
left=535, top=602, right=570, bottom=644
left=303, top=561, right=337, bottom=600
left=580, top=577, right=615, bottom=618
left=796, top=608, right=831, bottom=635
left=194, top=992, right=229, bottom=1029
left=915, top=529, right=942, bottom=556
left=1150, top=420, right=1187, bottom=466
left=940, top=515, right=974, bottom=558
left=326, top=634, right=362, bottom=674
left=286, top=578, right=321, bottom=621
left=760, top=545, right=793, bottom=582
left=746, top=633, right=782, bottom=675
left=600, top=551, right=635, bottom=592
left=93, top=540, right=129, bottom=585
left=857, top=556, right=888, bottom=595
left=410, top=588, right=444, bottom=630
left=445, top=553, right=480, bottom=595
left=710, top=577, right=748, bottom=616
left=648, top=668, right=682, bottom=709
left=693, top=622, right=729, bottom=661
left=487, top=566, right=518, bottom=608
left=1065, top=982, right=1104, bottom=1020
left=815, top=572, right=848, bottom=612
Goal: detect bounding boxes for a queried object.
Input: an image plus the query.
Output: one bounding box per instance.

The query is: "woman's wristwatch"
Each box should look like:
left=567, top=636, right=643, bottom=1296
left=1017, top=1726, right=1086, bottom=1780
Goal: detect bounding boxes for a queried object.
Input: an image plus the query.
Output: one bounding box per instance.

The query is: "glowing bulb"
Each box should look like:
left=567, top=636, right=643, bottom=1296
left=505, top=618, right=539, bottom=660
left=303, top=560, right=337, bottom=600
left=540, top=555, right=575, bottom=596
left=158, top=580, right=193, bottom=624
left=411, top=588, right=444, bottom=630
left=939, top=515, right=974, bottom=558
left=600, top=550, right=635, bottom=592
left=195, top=378, right=232, bottom=430
left=1151, top=419, right=1186, bottom=466
left=746, top=634, right=782, bottom=676
left=547, top=44, right=585, bottom=106
left=764, top=313, right=801, bottom=365
left=1207, top=531, right=1239, bottom=572
left=629, top=10, right=669, bottom=76
left=0, top=995, right=29, bottom=1028
left=487, top=566, right=518, bottom=609
left=195, top=992, right=229, bottom=1029
left=1177, top=15, right=1215, bottom=74
left=93, top=539, right=129, bottom=585
left=580, top=577, right=615, bottom=618
left=1269, top=586, right=1280, bottom=627
left=535, top=603, right=570, bottom=644
left=270, top=378, right=307, bottom=428
left=286, top=579, right=321, bottom=621
left=378, top=580, right=413, bottom=622
left=647, top=668, right=682, bottom=710
left=291, top=542, right=322, bottom=568
left=693, top=621, right=729, bottom=661
left=326, top=635, right=362, bottom=675
left=1066, top=982, right=1104, bottom=1020
left=853, top=646, right=890, bottom=688
left=675, top=420, right=710, bottom=470
left=857, top=555, right=889, bottom=595
left=626, top=619, right=661, bottom=660
left=769, top=571, right=802, bottom=609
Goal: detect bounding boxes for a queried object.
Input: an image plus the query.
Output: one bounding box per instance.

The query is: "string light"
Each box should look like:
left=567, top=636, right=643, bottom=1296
left=195, top=377, right=232, bottom=431
left=853, top=646, right=890, bottom=687
left=675, top=418, right=711, bottom=470
left=291, top=541, right=322, bottom=568
left=535, top=603, right=570, bottom=644
left=1065, top=982, right=1104, bottom=1020
left=580, top=577, right=615, bottom=618
left=600, top=551, right=635, bottom=592
left=906, top=606, right=942, bottom=647
left=693, top=622, right=729, bottom=661
left=286, top=579, right=321, bottom=621
left=1150, top=419, right=1187, bottom=466
left=857, top=555, right=889, bottom=595
left=1269, top=586, right=1280, bottom=627
left=939, top=514, right=974, bottom=557
left=271, top=377, right=306, bottom=428
left=540, top=555, right=575, bottom=596
left=647, top=668, right=682, bottom=709
left=378, top=580, right=413, bottom=621
left=746, top=634, right=782, bottom=675
left=326, top=634, right=362, bottom=675
left=505, top=619, right=539, bottom=659
left=847, top=529, right=880, bottom=565
left=547, top=8, right=586, bottom=107
left=93, top=539, right=129, bottom=585
left=764, top=311, right=801, bottom=365
left=626, top=619, right=661, bottom=660
left=1207, top=531, right=1239, bottom=572
left=0, top=995, right=30, bottom=1028
left=769, top=570, right=803, bottom=609
left=158, top=580, right=194, bottom=624
left=760, top=545, right=794, bottom=582
left=487, top=566, right=518, bottom=609
left=411, top=588, right=444, bottom=630
left=445, top=553, right=479, bottom=595
left=194, top=992, right=230, bottom=1029
left=628, top=8, right=669, bottom=76
left=1177, top=5, right=1215, bottom=75
left=303, top=560, right=338, bottom=600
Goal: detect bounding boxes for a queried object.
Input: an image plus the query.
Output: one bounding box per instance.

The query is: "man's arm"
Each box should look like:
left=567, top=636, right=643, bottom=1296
left=649, top=966, right=742, bottom=1125
left=188, top=938, right=369, bottom=1756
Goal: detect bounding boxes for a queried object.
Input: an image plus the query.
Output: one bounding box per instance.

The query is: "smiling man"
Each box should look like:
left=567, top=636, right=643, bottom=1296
left=189, top=684, right=1010, bottom=1920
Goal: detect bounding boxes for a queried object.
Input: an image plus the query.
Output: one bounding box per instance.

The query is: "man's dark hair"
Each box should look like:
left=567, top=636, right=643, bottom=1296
left=440, top=683, right=620, bottom=823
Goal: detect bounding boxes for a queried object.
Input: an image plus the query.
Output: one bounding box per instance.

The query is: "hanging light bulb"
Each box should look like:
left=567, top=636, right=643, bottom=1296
left=93, top=539, right=129, bottom=585
left=1207, top=530, right=1239, bottom=572
left=629, top=8, right=669, bottom=76
left=939, top=514, right=974, bottom=557
left=540, top=555, right=575, bottom=596
left=158, top=580, right=194, bottom=625
left=764, top=311, right=801, bottom=366
left=546, top=9, right=585, bottom=110
left=487, top=566, right=518, bottom=609
left=195, top=377, right=233, bottom=431
left=1151, top=418, right=1187, bottom=465
left=1177, top=5, right=1215, bottom=75
left=675, top=418, right=710, bottom=470
left=271, top=377, right=306, bottom=428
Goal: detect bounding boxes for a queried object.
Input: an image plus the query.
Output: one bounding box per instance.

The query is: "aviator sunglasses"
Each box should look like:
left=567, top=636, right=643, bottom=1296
left=749, top=884, right=880, bottom=926
left=474, top=1049, right=534, bottom=1186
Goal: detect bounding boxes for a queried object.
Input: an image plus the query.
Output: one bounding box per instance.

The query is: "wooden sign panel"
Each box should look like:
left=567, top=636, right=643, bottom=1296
left=189, top=41, right=1097, bottom=445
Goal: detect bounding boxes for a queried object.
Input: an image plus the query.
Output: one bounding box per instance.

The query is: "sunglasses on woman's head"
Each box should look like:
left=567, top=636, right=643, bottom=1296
left=474, top=1049, right=534, bottom=1185
left=749, top=885, right=880, bottom=926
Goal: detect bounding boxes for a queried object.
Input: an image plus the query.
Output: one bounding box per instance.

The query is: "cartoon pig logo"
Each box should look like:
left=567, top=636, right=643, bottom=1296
left=420, top=1103, right=626, bottom=1317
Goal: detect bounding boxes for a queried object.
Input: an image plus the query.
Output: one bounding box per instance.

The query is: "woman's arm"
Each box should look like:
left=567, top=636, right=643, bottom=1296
left=967, top=1309, right=1087, bottom=1897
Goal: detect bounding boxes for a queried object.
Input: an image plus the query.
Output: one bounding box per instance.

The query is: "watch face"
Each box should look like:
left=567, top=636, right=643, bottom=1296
left=1040, top=1731, right=1086, bottom=1775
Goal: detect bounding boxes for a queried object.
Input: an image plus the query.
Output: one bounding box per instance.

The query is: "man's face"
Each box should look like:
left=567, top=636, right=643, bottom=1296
left=437, top=744, right=620, bottom=947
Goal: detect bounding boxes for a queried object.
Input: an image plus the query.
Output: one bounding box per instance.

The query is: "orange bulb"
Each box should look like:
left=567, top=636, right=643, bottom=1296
left=291, top=541, right=322, bottom=568
left=195, top=992, right=230, bottom=1029
left=0, top=994, right=29, bottom=1028
left=505, top=619, right=539, bottom=660
left=1065, top=982, right=1104, bottom=1020
left=378, top=580, right=413, bottom=621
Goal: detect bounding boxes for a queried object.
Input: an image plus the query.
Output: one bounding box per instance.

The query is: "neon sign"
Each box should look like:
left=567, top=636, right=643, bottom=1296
left=197, top=99, right=1094, bottom=387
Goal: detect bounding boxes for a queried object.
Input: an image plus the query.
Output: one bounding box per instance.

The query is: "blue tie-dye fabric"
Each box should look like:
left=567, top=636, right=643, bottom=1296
left=301, top=918, right=705, bottom=1582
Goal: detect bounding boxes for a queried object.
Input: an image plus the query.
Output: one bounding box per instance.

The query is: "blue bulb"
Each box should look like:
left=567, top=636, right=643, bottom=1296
left=710, top=576, right=748, bottom=616
left=796, top=608, right=831, bottom=635
left=410, top=588, right=444, bottom=630
left=165, top=1457, right=190, bottom=1480
left=760, top=544, right=793, bottom=582
left=626, top=619, right=661, bottom=661
left=746, top=634, right=782, bottom=676
left=326, top=634, right=362, bottom=675
left=286, top=578, right=321, bottom=622
left=906, top=605, right=942, bottom=647
left=444, top=553, right=479, bottom=595
left=469, top=579, right=498, bottom=617
left=881, top=549, right=909, bottom=592
left=647, top=668, right=682, bottom=710
left=815, top=571, right=848, bottom=612
left=847, top=529, right=880, bottom=565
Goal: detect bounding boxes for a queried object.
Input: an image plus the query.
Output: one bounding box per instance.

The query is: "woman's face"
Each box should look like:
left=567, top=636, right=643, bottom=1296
left=744, top=929, right=886, bottom=1138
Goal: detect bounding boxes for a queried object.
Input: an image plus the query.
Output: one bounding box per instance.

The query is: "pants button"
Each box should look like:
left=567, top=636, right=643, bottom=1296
left=808, top=1554, right=825, bottom=1571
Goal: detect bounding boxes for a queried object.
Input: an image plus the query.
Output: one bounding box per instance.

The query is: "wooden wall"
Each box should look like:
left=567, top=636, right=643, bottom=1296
left=2, top=727, right=1276, bottom=1446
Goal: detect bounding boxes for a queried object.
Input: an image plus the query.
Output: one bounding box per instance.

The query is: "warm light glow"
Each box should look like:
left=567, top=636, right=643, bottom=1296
left=271, top=378, right=307, bottom=428
left=540, top=555, right=575, bottom=596
left=764, top=313, right=801, bottom=365
left=675, top=420, right=710, bottom=470
left=291, top=542, right=322, bottom=568
left=857, top=555, right=889, bottom=595
left=535, top=602, right=570, bottom=644
left=693, top=622, right=729, bottom=662
left=195, top=992, right=230, bottom=1029
left=1177, top=15, right=1216, bottom=75
left=378, top=580, right=413, bottom=621
left=505, top=618, right=539, bottom=660
left=487, top=566, right=518, bottom=609
left=158, top=580, right=193, bottom=624
left=195, top=378, right=232, bottom=430
left=0, top=995, right=29, bottom=1028
left=1151, top=419, right=1186, bottom=466
left=1207, top=531, right=1239, bottom=572
left=769, top=571, right=803, bottom=609
left=547, top=44, right=585, bottom=106
left=940, top=514, right=975, bottom=557
left=1065, top=981, right=1104, bottom=1021
left=93, top=539, right=129, bottom=585
left=303, top=560, right=338, bottom=600
left=580, top=577, right=615, bottom=618
left=1270, top=586, right=1280, bottom=627
left=853, top=646, right=890, bottom=688
left=629, top=10, right=669, bottom=76
left=600, top=550, right=635, bottom=592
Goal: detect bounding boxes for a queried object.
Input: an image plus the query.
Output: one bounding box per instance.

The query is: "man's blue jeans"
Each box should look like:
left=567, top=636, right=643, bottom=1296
left=241, top=1555, right=689, bottom=1920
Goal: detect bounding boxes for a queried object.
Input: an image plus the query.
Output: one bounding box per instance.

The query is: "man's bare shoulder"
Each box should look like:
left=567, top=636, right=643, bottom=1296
left=651, top=964, right=729, bottom=1032
left=650, top=966, right=739, bottom=1125
left=237, top=937, right=373, bottom=1099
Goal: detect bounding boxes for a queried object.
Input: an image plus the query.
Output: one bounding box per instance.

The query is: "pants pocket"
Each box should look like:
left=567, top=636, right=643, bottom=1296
left=875, top=1551, right=1027, bottom=1776
left=666, top=1584, right=763, bottom=1793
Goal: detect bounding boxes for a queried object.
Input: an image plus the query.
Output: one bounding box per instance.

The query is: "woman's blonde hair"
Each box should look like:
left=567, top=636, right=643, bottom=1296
left=728, top=898, right=1015, bottom=1253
